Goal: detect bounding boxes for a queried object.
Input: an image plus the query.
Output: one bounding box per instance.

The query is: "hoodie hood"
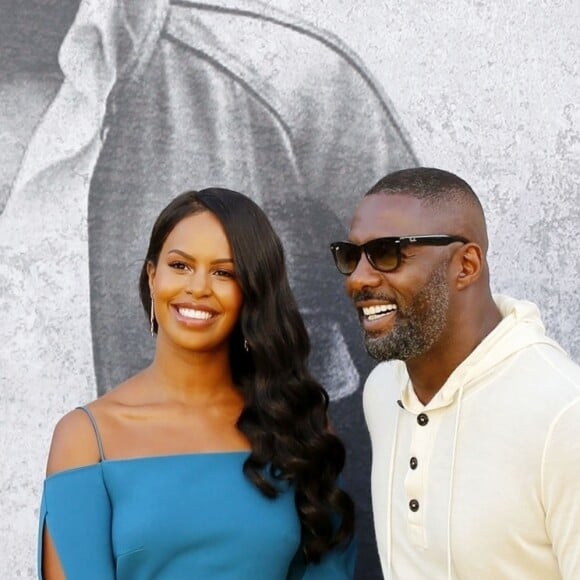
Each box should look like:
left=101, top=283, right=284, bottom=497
left=397, top=294, right=565, bottom=412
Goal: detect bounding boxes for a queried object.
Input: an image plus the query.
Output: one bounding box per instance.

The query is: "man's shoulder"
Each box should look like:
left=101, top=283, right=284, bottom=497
left=363, top=362, right=401, bottom=408
left=362, top=362, right=404, bottom=443
left=490, top=341, right=580, bottom=423
left=517, top=342, right=580, bottom=393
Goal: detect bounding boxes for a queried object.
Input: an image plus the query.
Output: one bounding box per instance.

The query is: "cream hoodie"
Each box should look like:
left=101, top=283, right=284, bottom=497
left=364, top=295, right=580, bottom=579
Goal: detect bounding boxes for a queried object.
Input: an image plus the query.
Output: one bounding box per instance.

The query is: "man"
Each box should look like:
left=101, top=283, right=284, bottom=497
left=330, top=167, right=580, bottom=578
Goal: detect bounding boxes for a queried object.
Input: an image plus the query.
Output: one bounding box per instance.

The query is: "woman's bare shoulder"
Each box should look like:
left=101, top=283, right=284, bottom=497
left=45, top=407, right=102, bottom=476
left=46, top=374, right=149, bottom=476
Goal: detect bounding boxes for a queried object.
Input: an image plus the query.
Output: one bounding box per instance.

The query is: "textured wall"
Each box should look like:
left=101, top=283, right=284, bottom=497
left=1, top=1, right=578, bottom=579
left=286, top=0, right=580, bottom=359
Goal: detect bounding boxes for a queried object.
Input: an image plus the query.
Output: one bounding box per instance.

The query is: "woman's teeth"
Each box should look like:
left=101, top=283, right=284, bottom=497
left=178, top=308, right=212, bottom=320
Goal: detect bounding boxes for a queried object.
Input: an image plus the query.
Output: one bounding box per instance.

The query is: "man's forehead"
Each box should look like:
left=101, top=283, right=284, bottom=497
left=348, top=193, right=449, bottom=241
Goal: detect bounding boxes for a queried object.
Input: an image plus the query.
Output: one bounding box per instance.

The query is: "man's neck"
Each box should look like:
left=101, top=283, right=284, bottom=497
left=406, top=302, right=503, bottom=405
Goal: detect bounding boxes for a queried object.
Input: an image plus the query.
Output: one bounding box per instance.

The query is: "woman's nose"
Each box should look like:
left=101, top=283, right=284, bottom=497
left=186, top=270, right=211, bottom=296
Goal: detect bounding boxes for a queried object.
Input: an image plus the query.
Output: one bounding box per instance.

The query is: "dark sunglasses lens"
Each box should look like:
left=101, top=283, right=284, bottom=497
left=366, top=239, right=398, bottom=272
left=332, top=243, right=361, bottom=274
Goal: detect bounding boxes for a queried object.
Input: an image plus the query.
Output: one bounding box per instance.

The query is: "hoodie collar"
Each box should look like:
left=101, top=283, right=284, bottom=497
left=397, top=294, right=564, bottom=412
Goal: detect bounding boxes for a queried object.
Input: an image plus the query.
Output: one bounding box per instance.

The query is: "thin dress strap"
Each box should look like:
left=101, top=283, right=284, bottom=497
left=76, top=406, right=106, bottom=461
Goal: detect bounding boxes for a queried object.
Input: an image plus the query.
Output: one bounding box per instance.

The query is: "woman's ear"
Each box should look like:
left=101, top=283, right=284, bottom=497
left=454, top=243, right=483, bottom=290
left=146, top=261, right=156, bottom=294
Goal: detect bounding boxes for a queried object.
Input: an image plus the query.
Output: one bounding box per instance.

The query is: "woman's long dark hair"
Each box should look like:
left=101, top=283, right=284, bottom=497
left=139, top=188, right=354, bottom=562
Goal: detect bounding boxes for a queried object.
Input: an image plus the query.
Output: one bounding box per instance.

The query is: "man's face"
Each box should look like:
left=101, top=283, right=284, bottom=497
left=344, top=194, right=453, bottom=362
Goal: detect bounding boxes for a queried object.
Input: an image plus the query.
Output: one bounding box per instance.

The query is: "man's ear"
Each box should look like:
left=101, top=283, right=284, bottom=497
left=146, top=261, right=156, bottom=294
left=454, top=243, right=483, bottom=290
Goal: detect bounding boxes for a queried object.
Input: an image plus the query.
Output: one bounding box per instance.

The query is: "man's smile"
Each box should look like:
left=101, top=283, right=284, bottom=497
left=361, top=303, right=398, bottom=321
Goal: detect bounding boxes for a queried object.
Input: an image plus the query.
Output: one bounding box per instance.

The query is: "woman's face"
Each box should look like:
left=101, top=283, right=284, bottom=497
left=148, top=211, right=243, bottom=354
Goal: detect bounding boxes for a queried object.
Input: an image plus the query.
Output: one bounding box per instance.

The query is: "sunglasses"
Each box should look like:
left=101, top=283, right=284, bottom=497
left=330, top=235, right=469, bottom=275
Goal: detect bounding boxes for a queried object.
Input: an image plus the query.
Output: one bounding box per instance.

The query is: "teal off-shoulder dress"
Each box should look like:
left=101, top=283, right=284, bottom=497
left=38, top=408, right=355, bottom=579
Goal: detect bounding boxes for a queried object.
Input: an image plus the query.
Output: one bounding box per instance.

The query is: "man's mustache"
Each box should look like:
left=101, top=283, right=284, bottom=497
left=351, top=290, right=396, bottom=303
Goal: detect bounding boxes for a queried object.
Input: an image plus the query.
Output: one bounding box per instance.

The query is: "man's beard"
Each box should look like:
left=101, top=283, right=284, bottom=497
left=363, top=261, right=450, bottom=362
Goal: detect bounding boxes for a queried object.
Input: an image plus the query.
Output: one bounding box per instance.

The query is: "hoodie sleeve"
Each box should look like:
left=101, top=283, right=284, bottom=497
left=38, top=465, right=115, bottom=579
left=541, top=397, right=580, bottom=579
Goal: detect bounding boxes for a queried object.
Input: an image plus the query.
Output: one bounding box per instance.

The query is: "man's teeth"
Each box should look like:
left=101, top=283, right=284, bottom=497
left=178, top=308, right=213, bottom=320
left=362, top=304, right=397, bottom=320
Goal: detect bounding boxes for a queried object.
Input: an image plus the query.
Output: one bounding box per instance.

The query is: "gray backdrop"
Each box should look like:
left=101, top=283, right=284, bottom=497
left=1, top=1, right=578, bottom=579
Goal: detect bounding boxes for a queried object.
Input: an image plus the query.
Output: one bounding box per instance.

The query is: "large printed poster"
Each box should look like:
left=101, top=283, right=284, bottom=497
left=1, top=1, right=578, bottom=578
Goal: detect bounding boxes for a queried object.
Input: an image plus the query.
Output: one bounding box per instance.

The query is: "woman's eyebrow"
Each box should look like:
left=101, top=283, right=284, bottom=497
left=167, top=249, right=234, bottom=264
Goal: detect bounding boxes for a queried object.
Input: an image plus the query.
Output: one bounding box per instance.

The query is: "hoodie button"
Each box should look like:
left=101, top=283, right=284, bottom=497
left=410, top=457, right=418, bottom=470
left=417, top=413, right=429, bottom=426
left=409, top=499, right=420, bottom=512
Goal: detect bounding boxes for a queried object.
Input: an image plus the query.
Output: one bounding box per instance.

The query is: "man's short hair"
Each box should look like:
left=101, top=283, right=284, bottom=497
left=366, top=167, right=483, bottom=212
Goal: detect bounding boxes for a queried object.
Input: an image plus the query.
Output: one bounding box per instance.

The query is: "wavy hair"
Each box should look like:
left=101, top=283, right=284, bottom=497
left=138, top=188, right=354, bottom=561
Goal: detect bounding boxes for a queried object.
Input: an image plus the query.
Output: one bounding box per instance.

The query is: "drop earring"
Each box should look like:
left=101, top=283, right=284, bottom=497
left=150, top=295, right=156, bottom=336
left=243, top=338, right=249, bottom=352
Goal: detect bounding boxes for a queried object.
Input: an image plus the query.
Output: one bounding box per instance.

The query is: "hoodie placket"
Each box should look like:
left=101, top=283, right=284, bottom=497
left=404, top=408, right=443, bottom=548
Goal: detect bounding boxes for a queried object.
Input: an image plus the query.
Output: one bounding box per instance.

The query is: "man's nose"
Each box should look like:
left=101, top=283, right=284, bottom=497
left=345, top=252, right=382, bottom=296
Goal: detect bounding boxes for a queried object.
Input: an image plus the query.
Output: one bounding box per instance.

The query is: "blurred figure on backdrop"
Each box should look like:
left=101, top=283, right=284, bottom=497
left=1, top=2, right=415, bottom=576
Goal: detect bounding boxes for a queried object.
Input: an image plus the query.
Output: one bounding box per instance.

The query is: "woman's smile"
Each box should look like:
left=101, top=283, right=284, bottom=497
left=172, top=304, right=219, bottom=326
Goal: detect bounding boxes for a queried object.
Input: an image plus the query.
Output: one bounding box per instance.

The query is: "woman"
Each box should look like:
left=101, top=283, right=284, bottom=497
left=38, top=188, right=355, bottom=579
